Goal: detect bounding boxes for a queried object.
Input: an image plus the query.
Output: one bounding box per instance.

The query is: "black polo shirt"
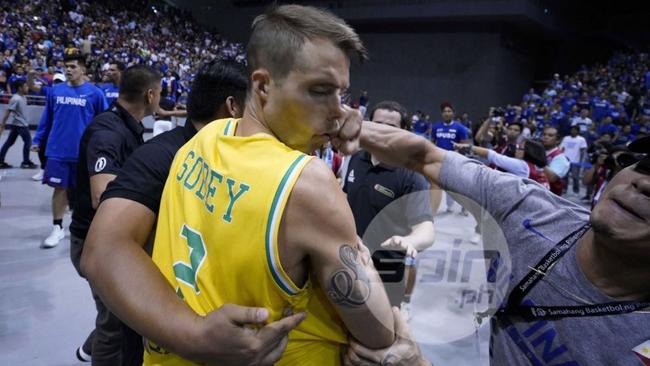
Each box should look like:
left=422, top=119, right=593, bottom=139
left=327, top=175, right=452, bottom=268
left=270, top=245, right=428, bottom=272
left=71, top=102, right=145, bottom=239
left=343, top=150, right=432, bottom=283
left=101, top=120, right=197, bottom=215
left=343, top=150, right=432, bottom=241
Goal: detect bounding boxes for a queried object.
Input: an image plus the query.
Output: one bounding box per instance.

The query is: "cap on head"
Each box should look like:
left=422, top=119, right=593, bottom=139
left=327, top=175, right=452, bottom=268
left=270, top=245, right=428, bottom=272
left=53, top=73, right=66, bottom=82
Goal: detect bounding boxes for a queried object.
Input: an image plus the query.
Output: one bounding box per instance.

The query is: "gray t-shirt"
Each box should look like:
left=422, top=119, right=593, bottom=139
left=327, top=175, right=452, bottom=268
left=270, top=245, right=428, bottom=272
left=7, top=94, right=28, bottom=127
left=440, top=151, right=649, bottom=366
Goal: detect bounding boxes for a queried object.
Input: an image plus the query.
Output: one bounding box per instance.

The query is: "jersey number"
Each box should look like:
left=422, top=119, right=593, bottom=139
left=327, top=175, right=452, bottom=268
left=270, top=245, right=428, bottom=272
left=173, top=224, right=207, bottom=294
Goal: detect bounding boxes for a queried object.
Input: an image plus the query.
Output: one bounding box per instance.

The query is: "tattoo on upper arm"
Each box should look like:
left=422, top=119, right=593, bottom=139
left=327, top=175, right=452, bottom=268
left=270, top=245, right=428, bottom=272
left=327, top=245, right=370, bottom=307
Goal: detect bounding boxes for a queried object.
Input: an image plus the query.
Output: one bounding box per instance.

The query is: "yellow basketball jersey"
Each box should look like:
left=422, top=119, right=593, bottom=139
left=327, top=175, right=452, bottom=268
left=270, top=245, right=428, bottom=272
left=144, top=118, right=347, bottom=366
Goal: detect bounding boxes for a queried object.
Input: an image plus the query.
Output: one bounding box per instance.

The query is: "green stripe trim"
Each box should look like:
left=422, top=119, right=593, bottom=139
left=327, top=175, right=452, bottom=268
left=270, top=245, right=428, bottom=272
left=223, top=119, right=233, bottom=135
left=265, top=154, right=307, bottom=296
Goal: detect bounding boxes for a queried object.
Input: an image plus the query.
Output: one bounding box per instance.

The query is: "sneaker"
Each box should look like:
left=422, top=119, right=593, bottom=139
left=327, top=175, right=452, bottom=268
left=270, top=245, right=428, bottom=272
left=20, top=161, right=38, bottom=169
left=470, top=232, right=481, bottom=244
left=0, top=162, right=12, bottom=169
left=31, top=169, right=43, bottom=181
left=460, top=208, right=469, bottom=217
left=42, top=225, right=65, bottom=248
left=75, top=345, right=91, bottom=362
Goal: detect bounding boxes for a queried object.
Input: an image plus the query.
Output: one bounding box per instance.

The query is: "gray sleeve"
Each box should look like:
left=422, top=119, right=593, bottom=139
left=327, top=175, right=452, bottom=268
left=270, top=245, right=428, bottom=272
left=486, top=150, right=529, bottom=178
left=7, top=95, right=18, bottom=111
left=438, top=152, right=589, bottom=227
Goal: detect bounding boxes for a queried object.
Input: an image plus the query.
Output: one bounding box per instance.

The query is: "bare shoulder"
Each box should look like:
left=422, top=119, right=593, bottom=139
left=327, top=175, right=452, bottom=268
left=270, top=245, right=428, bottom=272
left=291, top=157, right=343, bottom=214
left=283, top=157, right=357, bottom=249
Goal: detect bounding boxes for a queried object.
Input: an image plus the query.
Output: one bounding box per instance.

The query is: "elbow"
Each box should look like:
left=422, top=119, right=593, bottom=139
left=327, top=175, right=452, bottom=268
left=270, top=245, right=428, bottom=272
left=365, top=326, right=395, bottom=349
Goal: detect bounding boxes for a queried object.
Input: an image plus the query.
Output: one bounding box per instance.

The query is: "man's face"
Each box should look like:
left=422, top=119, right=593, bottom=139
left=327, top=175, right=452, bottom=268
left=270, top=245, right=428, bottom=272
left=506, top=124, right=521, bottom=141
left=570, top=127, right=579, bottom=137
left=64, top=60, right=84, bottom=83
left=106, top=64, right=120, bottom=83
left=591, top=162, right=650, bottom=247
left=441, top=107, right=454, bottom=122
left=372, top=108, right=401, bottom=129
left=541, top=128, right=559, bottom=148
left=262, top=38, right=349, bottom=153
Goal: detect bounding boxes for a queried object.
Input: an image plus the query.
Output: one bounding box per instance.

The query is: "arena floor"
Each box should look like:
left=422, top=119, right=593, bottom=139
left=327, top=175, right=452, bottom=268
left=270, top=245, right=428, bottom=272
left=0, top=132, right=588, bottom=366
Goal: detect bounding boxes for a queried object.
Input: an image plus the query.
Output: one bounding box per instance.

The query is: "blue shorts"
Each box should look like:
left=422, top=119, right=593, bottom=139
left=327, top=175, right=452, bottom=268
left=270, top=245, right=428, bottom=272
left=43, top=159, right=77, bottom=188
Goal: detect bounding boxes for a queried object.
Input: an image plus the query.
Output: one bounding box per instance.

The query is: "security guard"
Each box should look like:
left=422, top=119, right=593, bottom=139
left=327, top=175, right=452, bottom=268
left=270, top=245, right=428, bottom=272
left=343, top=100, right=435, bottom=305
left=70, top=65, right=161, bottom=366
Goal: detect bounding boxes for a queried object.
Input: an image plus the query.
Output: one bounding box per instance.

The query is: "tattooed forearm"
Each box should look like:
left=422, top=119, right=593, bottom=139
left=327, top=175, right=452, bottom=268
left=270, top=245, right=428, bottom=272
left=328, top=244, right=371, bottom=307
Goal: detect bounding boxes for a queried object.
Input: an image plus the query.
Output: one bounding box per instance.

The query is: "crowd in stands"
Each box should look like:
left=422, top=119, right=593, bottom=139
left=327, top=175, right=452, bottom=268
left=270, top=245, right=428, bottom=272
left=0, top=0, right=246, bottom=103
left=408, top=51, right=650, bottom=203
left=1, top=0, right=648, bottom=205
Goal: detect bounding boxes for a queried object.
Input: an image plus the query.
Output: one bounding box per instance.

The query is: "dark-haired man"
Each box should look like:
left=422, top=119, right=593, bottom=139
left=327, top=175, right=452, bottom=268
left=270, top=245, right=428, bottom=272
left=541, top=126, right=570, bottom=195
left=497, top=122, right=522, bottom=157
left=431, top=102, right=470, bottom=214
left=98, top=61, right=125, bottom=105
left=82, top=59, right=306, bottom=366
left=343, top=101, right=434, bottom=308
left=32, top=53, right=107, bottom=248
left=347, top=128, right=650, bottom=366
left=70, top=65, right=162, bottom=365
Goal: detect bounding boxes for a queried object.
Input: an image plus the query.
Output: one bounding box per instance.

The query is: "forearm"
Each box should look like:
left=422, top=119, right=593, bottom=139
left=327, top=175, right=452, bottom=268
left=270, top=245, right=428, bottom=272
left=83, top=237, right=202, bottom=358
left=360, top=122, right=446, bottom=184
left=487, top=150, right=529, bottom=177
left=404, top=221, right=435, bottom=252
left=333, top=254, right=395, bottom=349
left=470, top=145, right=490, bottom=158
left=82, top=202, right=203, bottom=360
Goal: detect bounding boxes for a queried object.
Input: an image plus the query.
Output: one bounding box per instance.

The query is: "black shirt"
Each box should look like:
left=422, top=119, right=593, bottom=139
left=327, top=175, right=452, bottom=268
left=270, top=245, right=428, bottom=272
left=101, top=120, right=197, bottom=214
left=343, top=150, right=432, bottom=244
left=343, top=150, right=432, bottom=284
left=70, top=102, right=145, bottom=239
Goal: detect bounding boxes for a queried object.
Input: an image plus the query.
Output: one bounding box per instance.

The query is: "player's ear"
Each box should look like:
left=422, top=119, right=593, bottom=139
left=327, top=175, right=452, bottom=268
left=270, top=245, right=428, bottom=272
left=225, top=96, right=241, bottom=118
left=251, top=69, right=270, bottom=104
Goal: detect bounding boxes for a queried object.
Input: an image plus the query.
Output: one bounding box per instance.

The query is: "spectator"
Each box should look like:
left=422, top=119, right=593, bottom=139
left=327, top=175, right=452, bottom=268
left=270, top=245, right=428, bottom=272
left=560, top=126, right=588, bottom=194
left=0, top=79, right=37, bottom=169
left=454, top=139, right=549, bottom=188
left=571, top=108, right=593, bottom=137
left=431, top=101, right=470, bottom=214
left=497, top=121, right=522, bottom=157
left=540, top=126, right=570, bottom=195
left=7, top=64, right=26, bottom=93
left=598, top=116, right=619, bottom=138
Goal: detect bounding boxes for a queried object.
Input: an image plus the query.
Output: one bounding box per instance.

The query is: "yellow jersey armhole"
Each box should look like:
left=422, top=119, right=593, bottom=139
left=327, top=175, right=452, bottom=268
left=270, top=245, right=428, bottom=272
left=265, top=154, right=314, bottom=296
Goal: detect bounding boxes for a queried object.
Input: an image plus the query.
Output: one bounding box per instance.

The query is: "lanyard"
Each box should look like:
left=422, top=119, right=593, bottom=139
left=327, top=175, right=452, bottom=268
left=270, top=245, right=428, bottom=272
left=497, top=223, right=649, bottom=320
